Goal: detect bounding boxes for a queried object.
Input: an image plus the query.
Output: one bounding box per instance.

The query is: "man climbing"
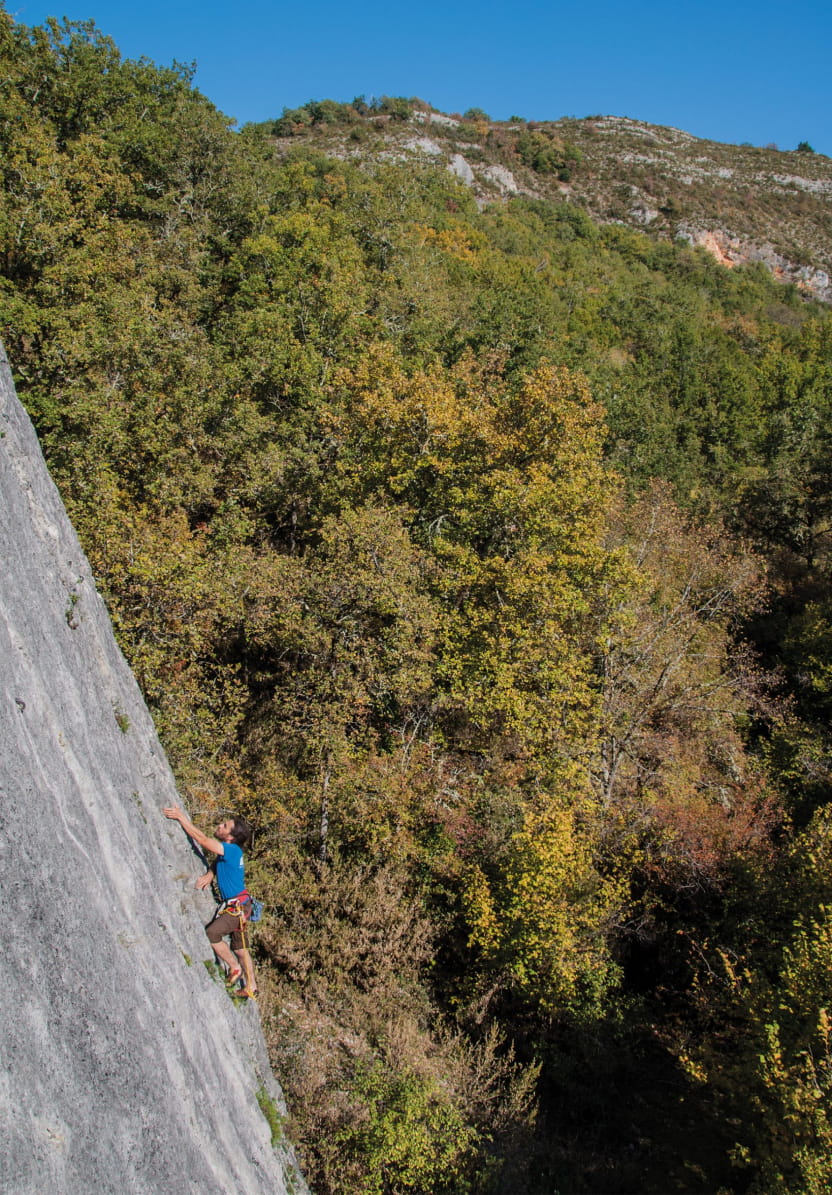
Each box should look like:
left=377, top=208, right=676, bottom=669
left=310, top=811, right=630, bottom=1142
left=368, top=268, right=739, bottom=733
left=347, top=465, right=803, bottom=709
left=163, top=804, right=257, bottom=998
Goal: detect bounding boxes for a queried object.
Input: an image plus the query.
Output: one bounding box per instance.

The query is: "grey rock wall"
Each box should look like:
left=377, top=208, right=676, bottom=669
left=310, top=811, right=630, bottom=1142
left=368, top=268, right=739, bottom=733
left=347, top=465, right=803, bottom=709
left=0, top=345, right=307, bottom=1195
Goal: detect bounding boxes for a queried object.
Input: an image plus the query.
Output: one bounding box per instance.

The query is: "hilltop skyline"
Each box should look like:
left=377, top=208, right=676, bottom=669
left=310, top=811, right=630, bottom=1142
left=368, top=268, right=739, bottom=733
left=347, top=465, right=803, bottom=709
left=14, top=0, right=831, bottom=157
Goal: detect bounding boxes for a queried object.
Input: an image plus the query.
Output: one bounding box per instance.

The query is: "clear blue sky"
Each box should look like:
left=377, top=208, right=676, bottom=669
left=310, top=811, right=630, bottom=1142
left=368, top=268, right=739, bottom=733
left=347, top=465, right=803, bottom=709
left=13, top=0, right=832, bottom=157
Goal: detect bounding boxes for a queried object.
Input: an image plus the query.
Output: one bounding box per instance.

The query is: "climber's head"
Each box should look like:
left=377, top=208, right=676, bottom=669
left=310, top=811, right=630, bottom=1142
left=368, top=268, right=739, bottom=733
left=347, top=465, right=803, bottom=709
left=216, top=815, right=253, bottom=849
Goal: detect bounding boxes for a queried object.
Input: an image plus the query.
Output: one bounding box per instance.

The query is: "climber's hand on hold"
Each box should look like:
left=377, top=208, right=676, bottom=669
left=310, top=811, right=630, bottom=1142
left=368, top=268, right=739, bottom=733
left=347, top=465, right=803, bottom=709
left=162, top=805, right=223, bottom=855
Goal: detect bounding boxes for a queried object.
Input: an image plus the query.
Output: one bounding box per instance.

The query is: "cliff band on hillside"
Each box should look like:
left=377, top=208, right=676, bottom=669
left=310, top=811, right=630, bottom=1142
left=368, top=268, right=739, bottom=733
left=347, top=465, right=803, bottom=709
left=0, top=343, right=306, bottom=1194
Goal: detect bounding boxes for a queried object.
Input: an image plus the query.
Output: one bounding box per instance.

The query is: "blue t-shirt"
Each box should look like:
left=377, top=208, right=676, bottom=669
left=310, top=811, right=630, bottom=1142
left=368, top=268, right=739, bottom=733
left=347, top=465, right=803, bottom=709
left=215, top=841, right=245, bottom=901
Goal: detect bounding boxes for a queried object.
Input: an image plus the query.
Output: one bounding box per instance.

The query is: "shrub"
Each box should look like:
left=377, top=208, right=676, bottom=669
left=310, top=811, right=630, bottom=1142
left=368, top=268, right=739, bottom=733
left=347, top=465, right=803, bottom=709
left=515, top=129, right=582, bottom=176
left=334, top=1061, right=479, bottom=1195
left=272, top=98, right=361, bottom=136
left=376, top=95, right=412, bottom=121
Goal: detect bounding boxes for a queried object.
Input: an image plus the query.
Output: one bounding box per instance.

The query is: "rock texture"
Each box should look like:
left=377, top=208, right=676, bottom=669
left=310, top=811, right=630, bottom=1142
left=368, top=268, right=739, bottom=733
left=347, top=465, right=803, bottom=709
left=0, top=344, right=306, bottom=1195
left=448, top=153, right=475, bottom=186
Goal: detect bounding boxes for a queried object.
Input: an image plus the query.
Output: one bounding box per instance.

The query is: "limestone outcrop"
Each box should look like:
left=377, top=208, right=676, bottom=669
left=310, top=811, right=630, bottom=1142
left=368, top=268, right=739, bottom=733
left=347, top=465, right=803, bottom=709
left=0, top=344, right=306, bottom=1194
left=676, top=225, right=832, bottom=303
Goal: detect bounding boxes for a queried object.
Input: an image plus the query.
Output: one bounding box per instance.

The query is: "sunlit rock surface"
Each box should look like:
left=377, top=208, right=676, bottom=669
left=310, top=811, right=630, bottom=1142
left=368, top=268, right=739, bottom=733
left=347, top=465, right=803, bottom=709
left=0, top=345, right=306, bottom=1195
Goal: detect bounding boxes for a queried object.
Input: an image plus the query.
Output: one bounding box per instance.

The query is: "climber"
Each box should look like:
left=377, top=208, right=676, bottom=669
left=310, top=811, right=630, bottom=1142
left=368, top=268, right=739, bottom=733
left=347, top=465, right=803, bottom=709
left=163, top=804, right=258, bottom=998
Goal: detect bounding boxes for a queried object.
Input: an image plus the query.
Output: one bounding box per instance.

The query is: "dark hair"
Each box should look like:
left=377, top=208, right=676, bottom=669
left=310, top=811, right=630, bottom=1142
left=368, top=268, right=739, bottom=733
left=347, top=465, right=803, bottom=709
left=228, top=816, right=253, bottom=849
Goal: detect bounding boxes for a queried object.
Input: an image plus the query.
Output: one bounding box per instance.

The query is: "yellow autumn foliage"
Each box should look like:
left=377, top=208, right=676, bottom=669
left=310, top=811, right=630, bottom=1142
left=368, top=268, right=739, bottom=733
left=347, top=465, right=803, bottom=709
left=466, top=769, right=624, bottom=1018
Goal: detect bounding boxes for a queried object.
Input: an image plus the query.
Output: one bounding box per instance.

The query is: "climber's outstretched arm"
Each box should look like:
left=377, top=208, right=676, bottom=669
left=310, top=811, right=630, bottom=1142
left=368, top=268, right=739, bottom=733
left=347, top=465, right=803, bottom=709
left=163, top=805, right=225, bottom=855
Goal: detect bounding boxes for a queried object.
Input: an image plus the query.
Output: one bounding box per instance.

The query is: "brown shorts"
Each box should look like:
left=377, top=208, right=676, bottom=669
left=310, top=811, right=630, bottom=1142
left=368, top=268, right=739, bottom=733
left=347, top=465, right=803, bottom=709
left=206, top=909, right=245, bottom=951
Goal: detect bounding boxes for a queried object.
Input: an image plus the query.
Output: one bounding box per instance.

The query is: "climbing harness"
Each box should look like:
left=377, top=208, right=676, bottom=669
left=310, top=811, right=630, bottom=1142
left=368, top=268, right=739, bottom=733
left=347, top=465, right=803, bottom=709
left=220, top=889, right=259, bottom=999
left=219, top=889, right=252, bottom=920
left=218, top=889, right=263, bottom=923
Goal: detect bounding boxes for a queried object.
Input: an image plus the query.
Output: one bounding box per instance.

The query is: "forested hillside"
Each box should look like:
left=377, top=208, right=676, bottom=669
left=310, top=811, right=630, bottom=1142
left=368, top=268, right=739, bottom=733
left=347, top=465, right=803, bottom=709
left=4, top=11, right=832, bottom=1192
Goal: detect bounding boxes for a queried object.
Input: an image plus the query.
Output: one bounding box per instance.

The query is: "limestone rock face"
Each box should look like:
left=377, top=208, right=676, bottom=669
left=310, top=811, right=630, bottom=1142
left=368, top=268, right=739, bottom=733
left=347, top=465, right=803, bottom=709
left=481, top=164, right=520, bottom=194
left=448, top=153, right=475, bottom=185
left=676, top=225, right=832, bottom=302
left=0, top=345, right=306, bottom=1195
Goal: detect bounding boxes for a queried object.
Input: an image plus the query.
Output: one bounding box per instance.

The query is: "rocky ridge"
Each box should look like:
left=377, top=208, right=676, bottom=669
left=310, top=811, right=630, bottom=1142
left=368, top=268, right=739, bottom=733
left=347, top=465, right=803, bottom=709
left=268, top=105, right=832, bottom=303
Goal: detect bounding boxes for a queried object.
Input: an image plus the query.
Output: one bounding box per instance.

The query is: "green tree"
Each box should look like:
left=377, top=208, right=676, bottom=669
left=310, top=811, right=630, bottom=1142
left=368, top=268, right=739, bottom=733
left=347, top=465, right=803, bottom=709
left=338, top=351, right=617, bottom=760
